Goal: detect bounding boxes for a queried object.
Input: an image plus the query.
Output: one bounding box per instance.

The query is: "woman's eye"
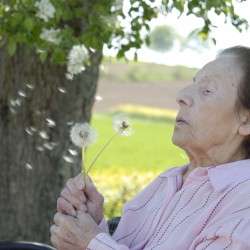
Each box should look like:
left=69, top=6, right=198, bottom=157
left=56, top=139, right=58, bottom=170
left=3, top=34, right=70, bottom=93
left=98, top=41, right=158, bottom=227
left=203, top=89, right=212, bottom=94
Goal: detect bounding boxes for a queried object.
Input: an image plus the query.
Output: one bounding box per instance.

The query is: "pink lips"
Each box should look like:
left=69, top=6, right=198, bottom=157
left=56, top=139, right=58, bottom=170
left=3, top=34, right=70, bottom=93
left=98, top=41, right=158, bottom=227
left=176, top=116, right=188, bottom=125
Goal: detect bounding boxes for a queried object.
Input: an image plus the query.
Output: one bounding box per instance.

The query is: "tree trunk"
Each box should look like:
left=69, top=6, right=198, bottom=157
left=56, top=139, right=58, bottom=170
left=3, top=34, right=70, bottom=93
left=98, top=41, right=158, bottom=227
left=0, top=45, right=102, bottom=242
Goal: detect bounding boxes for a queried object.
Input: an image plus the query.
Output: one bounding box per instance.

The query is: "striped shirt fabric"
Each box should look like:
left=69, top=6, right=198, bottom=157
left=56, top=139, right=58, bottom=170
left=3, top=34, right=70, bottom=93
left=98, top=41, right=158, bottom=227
left=87, top=159, right=250, bottom=249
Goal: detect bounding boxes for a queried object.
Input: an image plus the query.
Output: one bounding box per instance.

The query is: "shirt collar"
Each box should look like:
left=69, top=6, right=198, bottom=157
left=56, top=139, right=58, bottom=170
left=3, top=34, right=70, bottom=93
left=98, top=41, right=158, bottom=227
left=161, top=160, right=250, bottom=192
left=208, top=159, right=250, bottom=192
left=160, top=164, right=189, bottom=178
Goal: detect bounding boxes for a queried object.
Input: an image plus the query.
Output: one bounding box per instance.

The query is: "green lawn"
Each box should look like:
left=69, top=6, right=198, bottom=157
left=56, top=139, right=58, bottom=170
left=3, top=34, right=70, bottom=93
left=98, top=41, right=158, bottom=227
left=88, top=112, right=188, bottom=176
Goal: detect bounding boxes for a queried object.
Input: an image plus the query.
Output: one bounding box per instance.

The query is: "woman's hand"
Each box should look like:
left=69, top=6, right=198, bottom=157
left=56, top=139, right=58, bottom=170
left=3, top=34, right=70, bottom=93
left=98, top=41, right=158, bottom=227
left=50, top=211, right=101, bottom=250
left=57, top=173, right=104, bottom=224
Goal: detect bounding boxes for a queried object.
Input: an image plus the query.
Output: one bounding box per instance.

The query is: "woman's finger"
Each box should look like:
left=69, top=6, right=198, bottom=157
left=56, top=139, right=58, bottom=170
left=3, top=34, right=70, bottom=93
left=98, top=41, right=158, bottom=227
left=57, top=197, right=76, bottom=216
left=67, top=178, right=86, bottom=202
left=60, top=189, right=87, bottom=211
left=74, top=173, right=85, bottom=190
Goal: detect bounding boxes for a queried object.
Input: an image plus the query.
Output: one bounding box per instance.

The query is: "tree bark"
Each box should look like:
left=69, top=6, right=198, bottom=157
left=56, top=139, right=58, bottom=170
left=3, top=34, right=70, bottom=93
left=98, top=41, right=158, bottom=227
left=0, top=45, right=102, bottom=242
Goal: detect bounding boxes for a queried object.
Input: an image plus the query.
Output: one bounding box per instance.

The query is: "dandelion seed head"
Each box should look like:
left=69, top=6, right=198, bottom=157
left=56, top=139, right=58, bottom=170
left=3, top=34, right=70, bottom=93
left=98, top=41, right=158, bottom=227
left=70, top=123, right=97, bottom=148
left=113, top=113, right=134, bottom=136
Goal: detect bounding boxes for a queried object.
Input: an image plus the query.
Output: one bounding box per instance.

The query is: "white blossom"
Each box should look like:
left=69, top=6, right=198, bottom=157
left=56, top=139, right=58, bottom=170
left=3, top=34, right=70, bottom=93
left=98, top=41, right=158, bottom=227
left=67, top=45, right=89, bottom=76
left=40, top=28, right=61, bottom=44
left=70, top=123, right=97, bottom=148
left=35, top=0, right=55, bottom=22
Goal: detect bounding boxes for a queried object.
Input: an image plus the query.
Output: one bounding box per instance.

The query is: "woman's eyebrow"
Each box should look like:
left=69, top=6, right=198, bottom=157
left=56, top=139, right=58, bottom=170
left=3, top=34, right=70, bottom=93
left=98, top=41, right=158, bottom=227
left=194, top=75, right=218, bottom=84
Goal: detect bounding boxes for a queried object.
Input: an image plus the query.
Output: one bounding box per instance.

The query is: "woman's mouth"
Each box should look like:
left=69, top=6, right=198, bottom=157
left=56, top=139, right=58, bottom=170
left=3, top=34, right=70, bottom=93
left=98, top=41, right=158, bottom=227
left=176, top=116, right=187, bottom=125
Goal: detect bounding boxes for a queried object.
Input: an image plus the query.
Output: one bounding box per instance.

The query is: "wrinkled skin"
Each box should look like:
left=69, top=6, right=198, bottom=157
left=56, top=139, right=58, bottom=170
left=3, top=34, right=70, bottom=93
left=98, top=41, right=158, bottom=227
left=50, top=174, right=104, bottom=249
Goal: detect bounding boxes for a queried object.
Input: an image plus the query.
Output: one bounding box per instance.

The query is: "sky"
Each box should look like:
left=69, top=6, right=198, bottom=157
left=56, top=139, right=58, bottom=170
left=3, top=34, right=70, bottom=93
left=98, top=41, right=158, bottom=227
left=104, top=0, right=250, bottom=68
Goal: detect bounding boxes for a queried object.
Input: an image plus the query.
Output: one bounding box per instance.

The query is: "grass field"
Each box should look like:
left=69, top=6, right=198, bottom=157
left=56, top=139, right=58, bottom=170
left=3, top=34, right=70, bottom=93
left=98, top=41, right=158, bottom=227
left=88, top=112, right=187, bottom=175
left=87, top=107, right=188, bottom=217
left=101, top=56, right=198, bottom=83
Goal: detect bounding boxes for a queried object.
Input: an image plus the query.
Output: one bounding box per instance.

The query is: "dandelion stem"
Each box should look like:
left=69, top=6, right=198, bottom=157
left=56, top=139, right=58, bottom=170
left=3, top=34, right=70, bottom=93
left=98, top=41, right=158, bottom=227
left=87, top=132, right=118, bottom=173
left=81, top=147, right=87, bottom=183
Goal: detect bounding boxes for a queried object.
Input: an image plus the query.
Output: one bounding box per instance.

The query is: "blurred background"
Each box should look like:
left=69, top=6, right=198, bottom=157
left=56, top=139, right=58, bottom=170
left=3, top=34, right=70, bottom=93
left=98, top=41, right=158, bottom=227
left=0, top=0, right=249, bottom=244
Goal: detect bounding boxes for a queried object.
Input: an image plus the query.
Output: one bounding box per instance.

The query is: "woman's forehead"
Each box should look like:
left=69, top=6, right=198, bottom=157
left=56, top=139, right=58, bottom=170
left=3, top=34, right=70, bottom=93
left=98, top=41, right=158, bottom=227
left=195, top=58, right=242, bottom=84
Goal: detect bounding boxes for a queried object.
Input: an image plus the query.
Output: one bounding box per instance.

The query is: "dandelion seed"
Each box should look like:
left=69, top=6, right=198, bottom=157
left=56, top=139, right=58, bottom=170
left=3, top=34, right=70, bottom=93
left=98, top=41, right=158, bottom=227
left=70, top=123, right=97, bottom=148
left=113, top=113, right=134, bottom=136
left=30, top=126, right=37, bottom=132
left=63, top=155, right=74, bottom=163
left=65, top=73, right=73, bottom=80
left=25, top=163, right=33, bottom=170
left=95, top=95, right=103, bottom=101
left=26, top=84, right=35, bottom=89
left=16, top=98, right=22, bottom=106
left=46, top=118, right=56, bottom=127
left=18, top=90, right=27, bottom=98
left=68, top=148, right=78, bottom=156
left=25, top=127, right=34, bottom=136
left=10, top=107, right=16, bottom=114
left=39, top=130, right=49, bottom=140
left=50, top=142, right=59, bottom=147
left=10, top=99, right=16, bottom=106
left=58, top=87, right=67, bottom=93
left=67, top=121, right=74, bottom=126
left=43, top=142, right=54, bottom=150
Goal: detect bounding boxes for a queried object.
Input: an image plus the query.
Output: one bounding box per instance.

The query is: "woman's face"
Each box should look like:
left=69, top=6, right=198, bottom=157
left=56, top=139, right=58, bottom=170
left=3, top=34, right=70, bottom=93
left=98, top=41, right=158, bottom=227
left=172, top=57, right=244, bottom=157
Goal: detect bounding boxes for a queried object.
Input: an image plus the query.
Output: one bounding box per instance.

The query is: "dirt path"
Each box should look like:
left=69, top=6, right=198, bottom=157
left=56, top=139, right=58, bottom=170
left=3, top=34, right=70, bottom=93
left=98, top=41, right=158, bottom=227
left=93, top=80, right=189, bottom=113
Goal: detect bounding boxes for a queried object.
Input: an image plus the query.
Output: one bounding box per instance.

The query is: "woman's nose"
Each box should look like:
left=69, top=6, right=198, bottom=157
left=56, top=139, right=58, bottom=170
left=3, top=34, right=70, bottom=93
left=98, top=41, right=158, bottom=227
left=176, top=86, right=193, bottom=107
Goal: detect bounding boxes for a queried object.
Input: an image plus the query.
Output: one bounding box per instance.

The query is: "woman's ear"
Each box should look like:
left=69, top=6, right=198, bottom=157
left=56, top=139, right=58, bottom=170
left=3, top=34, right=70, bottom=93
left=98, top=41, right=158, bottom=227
left=239, top=112, right=250, bottom=136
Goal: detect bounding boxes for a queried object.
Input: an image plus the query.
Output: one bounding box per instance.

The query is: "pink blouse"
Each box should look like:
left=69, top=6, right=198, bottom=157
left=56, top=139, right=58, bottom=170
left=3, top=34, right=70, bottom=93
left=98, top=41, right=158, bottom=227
left=88, top=160, right=250, bottom=249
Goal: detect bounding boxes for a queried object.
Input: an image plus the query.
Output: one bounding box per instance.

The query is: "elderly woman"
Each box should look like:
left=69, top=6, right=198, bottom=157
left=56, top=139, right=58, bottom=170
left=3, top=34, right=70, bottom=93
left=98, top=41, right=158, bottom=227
left=50, top=46, right=250, bottom=249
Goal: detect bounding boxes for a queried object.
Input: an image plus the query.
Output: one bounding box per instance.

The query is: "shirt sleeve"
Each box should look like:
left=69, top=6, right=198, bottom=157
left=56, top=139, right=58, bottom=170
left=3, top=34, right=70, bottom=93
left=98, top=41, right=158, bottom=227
left=98, top=217, right=109, bottom=234
left=190, top=217, right=250, bottom=250
left=87, top=233, right=130, bottom=250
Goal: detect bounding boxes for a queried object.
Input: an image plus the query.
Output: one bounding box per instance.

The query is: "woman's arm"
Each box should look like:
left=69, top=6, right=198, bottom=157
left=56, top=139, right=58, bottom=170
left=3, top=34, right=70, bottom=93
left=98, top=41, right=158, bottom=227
left=190, top=217, right=250, bottom=250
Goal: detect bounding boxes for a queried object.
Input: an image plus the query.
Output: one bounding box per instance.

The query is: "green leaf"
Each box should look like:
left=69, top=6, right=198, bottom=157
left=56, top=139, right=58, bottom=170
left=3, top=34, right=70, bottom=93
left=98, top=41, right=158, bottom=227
left=24, top=18, right=34, bottom=31
left=7, top=38, right=17, bottom=56
left=51, top=48, right=65, bottom=64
